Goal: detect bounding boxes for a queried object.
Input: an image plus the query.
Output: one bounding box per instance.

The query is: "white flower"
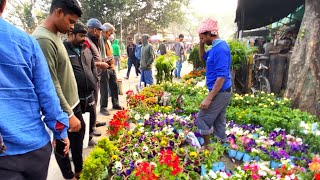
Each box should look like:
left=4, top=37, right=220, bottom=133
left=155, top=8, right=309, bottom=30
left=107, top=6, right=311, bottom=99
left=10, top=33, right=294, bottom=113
left=220, top=172, right=229, bottom=179
left=168, top=115, right=174, bottom=119
left=290, top=174, right=296, bottom=179
left=133, top=152, right=139, bottom=158
left=284, top=176, right=291, bottom=180
left=150, top=162, right=157, bottom=167
left=226, top=130, right=230, bottom=135
left=258, top=170, right=267, bottom=176
left=139, top=127, right=144, bottom=133
left=316, top=130, right=320, bottom=136
left=179, top=132, right=185, bottom=139
left=144, top=114, right=150, bottom=120
left=114, top=161, right=122, bottom=170
left=142, top=146, right=149, bottom=152
left=134, top=114, right=141, bottom=120
left=274, top=128, right=281, bottom=132
left=208, top=170, right=217, bottom=179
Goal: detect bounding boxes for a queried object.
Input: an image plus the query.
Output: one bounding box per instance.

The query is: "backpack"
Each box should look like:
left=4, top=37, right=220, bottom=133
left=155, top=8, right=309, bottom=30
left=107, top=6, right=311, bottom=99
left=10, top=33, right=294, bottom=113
left=135, top=44, right=142, bottom=60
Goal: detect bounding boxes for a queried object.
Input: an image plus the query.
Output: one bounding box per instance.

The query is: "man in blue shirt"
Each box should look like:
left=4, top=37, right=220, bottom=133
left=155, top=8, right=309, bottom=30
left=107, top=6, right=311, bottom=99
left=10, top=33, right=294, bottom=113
left=0, top=0, right=69, bottom=179
left=196, top=19, right=232, bottom=150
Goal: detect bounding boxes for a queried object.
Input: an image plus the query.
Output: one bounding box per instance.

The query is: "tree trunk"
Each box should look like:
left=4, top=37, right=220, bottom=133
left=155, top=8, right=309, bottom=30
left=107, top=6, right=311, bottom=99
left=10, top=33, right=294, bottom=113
left=285, top=0, right=320, bottom=118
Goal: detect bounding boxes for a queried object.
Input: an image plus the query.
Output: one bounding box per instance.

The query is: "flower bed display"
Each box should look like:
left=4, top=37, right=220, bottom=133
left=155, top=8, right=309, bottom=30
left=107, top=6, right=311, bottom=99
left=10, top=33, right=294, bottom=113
left=181, top=69, right=206, bottom=85
left=81, top=83, right=319, bottom=180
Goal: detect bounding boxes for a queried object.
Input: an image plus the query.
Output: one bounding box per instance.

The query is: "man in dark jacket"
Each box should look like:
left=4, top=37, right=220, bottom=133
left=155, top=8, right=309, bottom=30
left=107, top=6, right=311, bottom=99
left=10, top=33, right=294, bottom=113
left=125, top=37, right=140, bottom=79
left=64, top=21, right=99, bottom=144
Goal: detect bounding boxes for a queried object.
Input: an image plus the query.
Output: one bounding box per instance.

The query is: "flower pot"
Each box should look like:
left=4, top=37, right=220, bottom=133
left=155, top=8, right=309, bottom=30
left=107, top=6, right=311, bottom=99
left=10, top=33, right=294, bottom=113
left=235, top=151, right=244, bottom=161
left=254, top=156, right=260, bottom=162
left=252, top=133, right=259, bottom=139
left=270, top=161, right=281, bottom=169
left=289, top=156, right=296, bottom=161
left=242, top=153, right=252, bottom=162
left=197, top=137, right=204, bottom=146
left=212, top=162, right=219, bottom=172
left=228, top=149, right=237, bottom=158
left=176, top=151, right=187, bottom=159
left=218, top=161, right=225, bottom=171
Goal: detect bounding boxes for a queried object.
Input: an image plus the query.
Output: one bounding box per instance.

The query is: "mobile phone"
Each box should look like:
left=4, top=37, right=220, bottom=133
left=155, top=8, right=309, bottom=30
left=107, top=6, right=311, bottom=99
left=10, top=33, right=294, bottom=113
left=55, top=139, right=66, bottom=158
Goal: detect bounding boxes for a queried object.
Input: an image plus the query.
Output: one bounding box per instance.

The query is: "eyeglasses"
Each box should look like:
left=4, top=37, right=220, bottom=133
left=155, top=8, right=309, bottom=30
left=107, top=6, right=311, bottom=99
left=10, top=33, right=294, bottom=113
left=0, top=133, right=6, bottom=154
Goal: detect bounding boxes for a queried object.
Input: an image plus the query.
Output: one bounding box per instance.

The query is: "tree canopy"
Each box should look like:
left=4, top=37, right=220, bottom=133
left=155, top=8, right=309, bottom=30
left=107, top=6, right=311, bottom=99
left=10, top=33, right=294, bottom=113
left=80, top=0, right=189, bottom=40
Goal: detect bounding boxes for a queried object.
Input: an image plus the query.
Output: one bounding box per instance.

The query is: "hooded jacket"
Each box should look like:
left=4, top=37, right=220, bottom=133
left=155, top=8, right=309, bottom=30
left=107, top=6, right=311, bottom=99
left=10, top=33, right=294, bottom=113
left=112, top=39, right=121, bottom=56
left=140, top=34, right=155, bottom=70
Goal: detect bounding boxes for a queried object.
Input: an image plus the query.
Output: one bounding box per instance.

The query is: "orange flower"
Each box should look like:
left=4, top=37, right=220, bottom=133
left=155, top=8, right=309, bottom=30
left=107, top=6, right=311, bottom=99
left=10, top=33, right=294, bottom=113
left=309, top=156, right=320, bottom=172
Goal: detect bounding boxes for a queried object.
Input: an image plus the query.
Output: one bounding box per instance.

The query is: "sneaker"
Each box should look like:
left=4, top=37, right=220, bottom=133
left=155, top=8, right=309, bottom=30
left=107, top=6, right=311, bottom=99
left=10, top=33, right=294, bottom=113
left=100, top=109, right=110, bottom=116
left=93, top=129, right=102, bottom=136
left=124, top=76, right=129, bottom=79
left=96, top=121, right=106, bottom=127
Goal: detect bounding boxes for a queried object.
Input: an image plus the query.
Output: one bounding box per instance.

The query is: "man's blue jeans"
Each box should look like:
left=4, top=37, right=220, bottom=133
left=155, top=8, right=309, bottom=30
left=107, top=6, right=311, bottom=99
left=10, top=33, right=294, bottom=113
left=174, top=58, right=183, bottom=78
left=140, top=70, right=153, bottom=86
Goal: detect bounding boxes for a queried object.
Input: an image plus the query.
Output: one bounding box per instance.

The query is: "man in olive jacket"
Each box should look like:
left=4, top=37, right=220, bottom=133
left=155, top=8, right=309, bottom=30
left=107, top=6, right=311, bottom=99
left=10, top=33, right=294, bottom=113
left=140, top=34, right=155, bottom=85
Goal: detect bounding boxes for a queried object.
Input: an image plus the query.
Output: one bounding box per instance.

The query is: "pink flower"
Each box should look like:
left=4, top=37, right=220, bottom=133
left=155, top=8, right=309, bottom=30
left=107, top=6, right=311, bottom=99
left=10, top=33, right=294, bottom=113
left=251, top=173, right=260, bottom=180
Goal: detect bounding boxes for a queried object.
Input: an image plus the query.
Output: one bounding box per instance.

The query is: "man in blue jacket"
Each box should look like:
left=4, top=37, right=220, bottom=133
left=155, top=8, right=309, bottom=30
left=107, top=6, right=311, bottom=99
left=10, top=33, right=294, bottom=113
left=196, top=19, right=232, bottom=150
left=0, top=0, right=69, bottom=179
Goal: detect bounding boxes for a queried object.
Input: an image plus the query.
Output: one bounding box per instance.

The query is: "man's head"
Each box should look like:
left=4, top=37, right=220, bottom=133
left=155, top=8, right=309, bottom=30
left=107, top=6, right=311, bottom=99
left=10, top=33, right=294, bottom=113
left=102, top=23, right=115, bottom=39
left=87, top=18, right=106, bottom=39
left=198, top=18, right=219, bottom=46
left=178, top=34, right=184, bottom=42
left=68, top=21, right=87, bottom=47
left=141, top=34, right=150, bottom=45
left=49, top=0, right=82, bottom=34
left=128, top=37, right=134, bottom=45
left=0, top=0, right=7, bottom=16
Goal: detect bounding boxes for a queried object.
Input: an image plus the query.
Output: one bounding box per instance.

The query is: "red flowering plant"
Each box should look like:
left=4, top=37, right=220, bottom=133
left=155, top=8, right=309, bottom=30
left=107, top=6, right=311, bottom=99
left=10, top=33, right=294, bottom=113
left=107, top=110, right=129, bottom=140
left=153, top=149, right=183, bottom=180
left=298, top=156, right=320, bottom=180
left=133, top=161, right=158, bottom=180
left=126, top=90, right=145, bottom=108
left=274, top=164, right=302, bottom=180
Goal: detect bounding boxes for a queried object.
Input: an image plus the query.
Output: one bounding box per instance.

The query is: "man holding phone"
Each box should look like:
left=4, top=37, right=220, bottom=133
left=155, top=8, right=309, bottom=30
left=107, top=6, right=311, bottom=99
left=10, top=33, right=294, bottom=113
left=0, top=0, right=69, bottom=179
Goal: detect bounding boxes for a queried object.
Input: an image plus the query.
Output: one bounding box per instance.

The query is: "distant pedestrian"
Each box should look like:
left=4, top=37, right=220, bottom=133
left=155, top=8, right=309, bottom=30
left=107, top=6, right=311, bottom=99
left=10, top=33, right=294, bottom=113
left=135, top=37, right=143, bottom=71
left=172, top=34, right=185, bottom=78
left=112, top=38, right=121, bottom=72
left=140, top=34, right=155, bottom=86
left=158, top=40, right=167, bottom=55
left=125, top=37, right=139, bottom=79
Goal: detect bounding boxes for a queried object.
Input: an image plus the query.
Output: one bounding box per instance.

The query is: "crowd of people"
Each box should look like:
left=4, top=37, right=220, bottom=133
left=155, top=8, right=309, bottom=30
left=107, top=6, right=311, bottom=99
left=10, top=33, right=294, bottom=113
left=0, top=0, right=233, bottom=179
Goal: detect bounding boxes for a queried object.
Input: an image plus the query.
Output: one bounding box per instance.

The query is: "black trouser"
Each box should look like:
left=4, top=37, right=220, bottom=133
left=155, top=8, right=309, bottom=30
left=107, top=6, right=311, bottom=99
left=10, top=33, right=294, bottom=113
left=126, top=57, right=140, bottom=77
left=136, top=59, right=141, bottom=74
left=80, top=92, right=96, bottom=140
left=55, top=104, right=85, bottom=179
left=100, top=69, right=120, bottom=110
left=0, top=142, right=52, bottom=180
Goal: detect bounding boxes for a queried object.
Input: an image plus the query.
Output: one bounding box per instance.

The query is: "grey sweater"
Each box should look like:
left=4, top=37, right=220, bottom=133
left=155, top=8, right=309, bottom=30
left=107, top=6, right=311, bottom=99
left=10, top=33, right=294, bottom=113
left=140, top=34, right=155, bottom=70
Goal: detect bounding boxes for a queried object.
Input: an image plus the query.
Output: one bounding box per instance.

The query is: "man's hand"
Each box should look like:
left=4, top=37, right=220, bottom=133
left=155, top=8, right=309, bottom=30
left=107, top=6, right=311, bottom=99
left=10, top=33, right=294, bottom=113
left=52, top=138, right=70, bottom=155
left=200, top=97, right=212, bottom=110
left=69, top=114, right=81, bottom=132
left=99, top=62, right=109, bottom=69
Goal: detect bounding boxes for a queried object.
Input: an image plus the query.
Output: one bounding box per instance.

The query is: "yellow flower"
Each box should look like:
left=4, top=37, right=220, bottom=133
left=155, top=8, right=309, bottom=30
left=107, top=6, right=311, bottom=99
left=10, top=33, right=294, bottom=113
left=244, top=94, right=249, bottom=96
left=250, top=95, right=255, bottom=98
left=128, top=131, right=132, bottom=135
left=136, top=132, right=141, bottom=137
left=179, top=148, right=185, bottom=153
left=263, top=105, right=268, bottom=108
left=246, top=101, right=250, bottom=104
left=112, top=155, right=118, bottom=161
left=270, top=102, right=275, bottom=105
left=160, top=140, right=167, bottom=146
left=271, top=93, right=275, bottom=96
left=189, top=152, right=198, bottom=158
left=204, top=150, right=209, bottom=157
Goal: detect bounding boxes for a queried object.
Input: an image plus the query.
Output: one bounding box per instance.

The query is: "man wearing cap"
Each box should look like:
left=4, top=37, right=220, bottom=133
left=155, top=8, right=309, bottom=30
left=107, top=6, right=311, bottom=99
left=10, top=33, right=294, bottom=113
left=196, top=19, right=232, bottom=150
left=86, top=18, right=110, bottom=128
